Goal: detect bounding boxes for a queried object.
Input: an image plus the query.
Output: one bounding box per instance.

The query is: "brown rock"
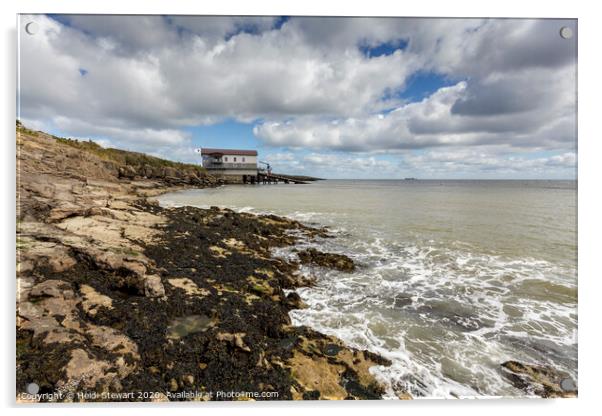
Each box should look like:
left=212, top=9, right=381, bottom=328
left=297, top=248, right=355, bottom=272
left=169, top=378, right=179, bottom=392
left=79, top=284, right=113, bottom=317
left=501, top=360, right=577, bottom=398
left=216, top=332, right=251, bottom=352
left=286, top=292, right=307, bottom=309
left=143, top=274, right=165, bottom=298
left=167, top=277, right=210, bottom=297
left=287, top=333, right=391, bottom=400
left=289, top=351, right=347, bottom=400
left=118, top=165, right=137, bottom=179
left=63, top=348, right=112, bottom=390
left=87, top=325, right=139, bottom=361
left=29, top=279, right=72, bottom=299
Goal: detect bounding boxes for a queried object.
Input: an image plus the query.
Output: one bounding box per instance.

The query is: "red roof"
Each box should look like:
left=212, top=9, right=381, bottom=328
left=201, top=148, right=257, bottom=156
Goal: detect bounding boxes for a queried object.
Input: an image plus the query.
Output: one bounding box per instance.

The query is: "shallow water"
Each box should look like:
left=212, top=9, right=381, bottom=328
left=158, top=180, right=577, bottom=398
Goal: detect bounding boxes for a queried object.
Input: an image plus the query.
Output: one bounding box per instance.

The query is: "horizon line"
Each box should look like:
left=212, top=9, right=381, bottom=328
left=313, top=178, right=577, bottom=181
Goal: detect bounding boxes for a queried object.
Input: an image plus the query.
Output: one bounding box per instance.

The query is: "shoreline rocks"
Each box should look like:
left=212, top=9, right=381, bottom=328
left=16, top=126, right=394, bottom=402
left=501, top=361, right=577, bottom=398
left=296, top=248, right=356, bottom=272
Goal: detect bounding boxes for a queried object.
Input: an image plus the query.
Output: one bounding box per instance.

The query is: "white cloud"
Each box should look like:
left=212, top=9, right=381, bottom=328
left=265, top=152, right=296, bottom=162
left=19, top=15, right=421, bottom=130
left=303, top=153, right=396, bottom=172
left=21, top=116, right=190, bottom=150
left=18, top=15, right=577, bottom=176
left=259, top=148, right=576, bottom=179
left=402, top=149, right=577, bottom=176
left=254, top=71, right=576, bottom=153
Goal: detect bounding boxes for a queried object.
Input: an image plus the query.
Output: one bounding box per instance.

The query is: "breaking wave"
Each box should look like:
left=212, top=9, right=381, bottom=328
left=158, top=182, right=577, bottom=398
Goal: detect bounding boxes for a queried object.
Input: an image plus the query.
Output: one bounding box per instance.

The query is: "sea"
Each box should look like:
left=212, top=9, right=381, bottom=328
left=157, top=180, right=578, bottom=398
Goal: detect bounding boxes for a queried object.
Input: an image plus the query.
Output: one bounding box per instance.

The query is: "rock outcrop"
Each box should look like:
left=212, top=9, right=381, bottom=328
left=16, top=125, right=394, bottom=402
left=501, top=361, right=577, bottom=398
left=296, top=248, right=356, bottom=272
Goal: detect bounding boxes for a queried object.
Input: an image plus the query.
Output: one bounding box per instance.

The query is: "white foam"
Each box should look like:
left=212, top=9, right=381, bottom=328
left=157, top=190, right=577, bottom=398
left=288, top=235, right=577, bottom=398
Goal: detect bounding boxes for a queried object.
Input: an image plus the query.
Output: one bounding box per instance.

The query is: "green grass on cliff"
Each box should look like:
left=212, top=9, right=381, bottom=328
left=17, top=120, right=206, bottom=175
left=55, top=138, right=207, bottom=174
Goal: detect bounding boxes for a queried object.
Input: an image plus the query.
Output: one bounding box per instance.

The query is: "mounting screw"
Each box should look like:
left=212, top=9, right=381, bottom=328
left=26, top=382, right=39, bottom=395
left=559, top=26, right=573, bottom=40
left=25, top=22, right=38, bottom=35
left=560, top=378, right=577, bottom=391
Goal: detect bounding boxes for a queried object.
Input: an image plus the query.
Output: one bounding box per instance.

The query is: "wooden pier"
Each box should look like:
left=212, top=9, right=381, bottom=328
left=243, top=172, right=308, bottom=185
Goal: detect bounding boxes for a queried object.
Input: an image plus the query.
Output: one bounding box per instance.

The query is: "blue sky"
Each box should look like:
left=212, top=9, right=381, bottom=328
left=19, top=15, right=577, bottom=179
left=159, top=68, right=474, bottom=179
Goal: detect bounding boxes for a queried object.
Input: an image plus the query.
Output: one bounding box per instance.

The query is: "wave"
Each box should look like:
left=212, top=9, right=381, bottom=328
left=283, top=236, right=577, bottom=398
left=157, top=193, right=577, bottom=398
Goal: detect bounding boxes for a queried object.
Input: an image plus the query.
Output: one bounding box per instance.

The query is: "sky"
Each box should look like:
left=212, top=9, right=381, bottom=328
left=18, top=15, right=577, bottom=179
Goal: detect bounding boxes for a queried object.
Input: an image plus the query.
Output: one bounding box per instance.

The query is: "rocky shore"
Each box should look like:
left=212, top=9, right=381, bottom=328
left=16, top=125, right=577, bottom=401
left=16, top=126, right=393, bottom=402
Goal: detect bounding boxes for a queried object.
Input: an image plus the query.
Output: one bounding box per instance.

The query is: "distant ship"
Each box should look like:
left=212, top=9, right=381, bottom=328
left=404, top=177, right=417, bottom=181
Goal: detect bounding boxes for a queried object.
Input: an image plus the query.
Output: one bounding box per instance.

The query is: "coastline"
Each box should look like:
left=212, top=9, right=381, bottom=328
left=16, top=127, right=394, bottom=402
left=16, top=126, right=577, bottom=401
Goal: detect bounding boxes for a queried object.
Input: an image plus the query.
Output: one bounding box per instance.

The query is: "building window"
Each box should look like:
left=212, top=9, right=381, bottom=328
left=242, top=157, right=245, bottom=162
left=224, top=157, right=228, bottom=162
left=234, top=157, right=237, bottom=162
